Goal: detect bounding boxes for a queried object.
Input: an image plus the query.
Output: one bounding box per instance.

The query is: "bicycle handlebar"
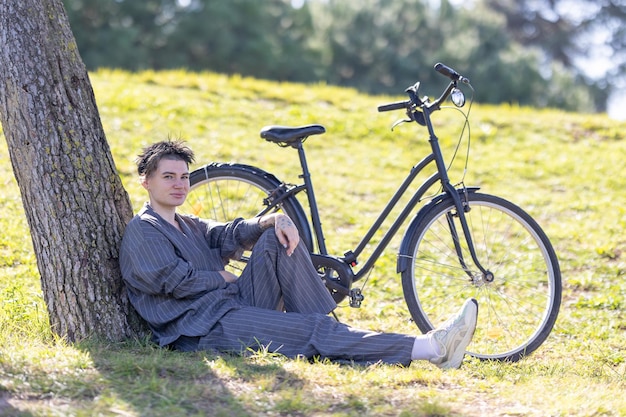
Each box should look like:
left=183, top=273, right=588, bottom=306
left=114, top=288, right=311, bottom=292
left=377, top=100, right=411, bottom=112
left=377, top=63, right=469, bottom=114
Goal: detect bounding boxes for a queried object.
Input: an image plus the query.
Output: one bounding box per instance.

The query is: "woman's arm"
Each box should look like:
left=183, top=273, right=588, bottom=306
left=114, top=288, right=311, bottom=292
left=203, top=213, right=300, bottom=260
left=257, top=213, right=300, bottom=256
left=120, top=221, right=227, bottom=298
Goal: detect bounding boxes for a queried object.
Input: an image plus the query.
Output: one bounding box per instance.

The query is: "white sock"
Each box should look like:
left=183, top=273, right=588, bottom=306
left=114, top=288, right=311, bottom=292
left=411, top=334, right=442, bottom=361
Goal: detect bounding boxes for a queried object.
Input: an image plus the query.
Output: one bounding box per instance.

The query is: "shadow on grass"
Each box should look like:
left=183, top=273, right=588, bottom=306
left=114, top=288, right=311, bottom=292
left=0, top=393, right=34, bottom=417
left=79, top=337, right=304, bottom=417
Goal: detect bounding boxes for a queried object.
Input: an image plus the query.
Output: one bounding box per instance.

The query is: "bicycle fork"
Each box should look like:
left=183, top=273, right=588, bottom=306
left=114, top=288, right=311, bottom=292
left=444, top=183, right=494, bottom=283
left=424, top=106, right=494, bottom=284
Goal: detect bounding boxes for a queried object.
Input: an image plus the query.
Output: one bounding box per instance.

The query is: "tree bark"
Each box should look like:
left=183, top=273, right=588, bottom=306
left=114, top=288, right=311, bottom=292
left=0, top=0, right=144, bottom=341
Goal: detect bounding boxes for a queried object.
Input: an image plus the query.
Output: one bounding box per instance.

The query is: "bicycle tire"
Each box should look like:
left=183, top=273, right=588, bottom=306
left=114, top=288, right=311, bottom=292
left=399, top=192, right=561, bottom=362
left=183, top=162, right=313, bottom=273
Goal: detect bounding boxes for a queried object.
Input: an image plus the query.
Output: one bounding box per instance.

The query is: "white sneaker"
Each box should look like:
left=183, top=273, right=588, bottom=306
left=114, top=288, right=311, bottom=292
left=429, top=298, right=478, bottom=369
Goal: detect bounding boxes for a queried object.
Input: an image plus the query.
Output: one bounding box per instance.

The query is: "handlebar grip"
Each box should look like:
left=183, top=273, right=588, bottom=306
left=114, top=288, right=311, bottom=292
left=435, top=63, right=470, bottom=84
left=434, top=62, right=461, bottom=81
left=378, top=100, right=410, bottom=112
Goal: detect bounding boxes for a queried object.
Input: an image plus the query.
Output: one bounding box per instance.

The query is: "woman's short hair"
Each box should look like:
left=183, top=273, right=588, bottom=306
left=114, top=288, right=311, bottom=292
left=135, top=140, right=195, bottom=177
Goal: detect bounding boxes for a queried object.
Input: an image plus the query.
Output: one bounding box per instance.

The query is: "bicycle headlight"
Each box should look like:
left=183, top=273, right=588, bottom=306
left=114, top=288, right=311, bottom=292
left=451, top=87, right=466, bottom=107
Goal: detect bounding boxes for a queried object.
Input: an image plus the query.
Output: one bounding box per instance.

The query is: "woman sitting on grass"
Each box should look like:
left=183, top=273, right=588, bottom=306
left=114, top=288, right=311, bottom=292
left=119, top=140, right=478, bottom=368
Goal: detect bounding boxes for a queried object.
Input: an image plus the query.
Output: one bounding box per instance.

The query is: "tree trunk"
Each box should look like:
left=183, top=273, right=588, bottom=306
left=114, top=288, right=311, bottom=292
left=0, top=0, right=144, bottom=341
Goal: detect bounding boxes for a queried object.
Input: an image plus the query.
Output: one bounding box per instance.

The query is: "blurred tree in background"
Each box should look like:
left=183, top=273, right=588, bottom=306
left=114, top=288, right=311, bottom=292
left=64, top=0, right=321, bottom=80
left=484, top=0, right=626, bottom=111
left=309, top=0, right=589, bottom=108
left=63, top=0, right=625, bottom=112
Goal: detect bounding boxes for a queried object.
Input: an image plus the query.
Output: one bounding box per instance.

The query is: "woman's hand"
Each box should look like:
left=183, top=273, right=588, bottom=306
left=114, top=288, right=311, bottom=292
left=259, top=213, right=300, bottom=256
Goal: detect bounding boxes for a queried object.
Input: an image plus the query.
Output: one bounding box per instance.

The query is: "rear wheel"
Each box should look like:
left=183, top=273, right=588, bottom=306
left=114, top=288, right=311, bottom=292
left=401, top=193, right=561, bottom=361
left=183, top=162, right=312, bottom=273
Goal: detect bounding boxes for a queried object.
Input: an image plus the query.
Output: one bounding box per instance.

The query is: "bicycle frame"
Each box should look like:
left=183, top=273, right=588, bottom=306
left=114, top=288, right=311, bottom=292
left=256, top=70, right=491, bottom=286
left=260, top=104, right=488, bottom=284
left=301, top=141, right=440, bottom=283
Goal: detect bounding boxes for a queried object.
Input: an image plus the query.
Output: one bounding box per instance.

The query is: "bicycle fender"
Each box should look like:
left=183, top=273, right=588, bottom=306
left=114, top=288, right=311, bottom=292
left=396, top=187, right=480, bottom=273
left=193, top=161, right=281, bottom=183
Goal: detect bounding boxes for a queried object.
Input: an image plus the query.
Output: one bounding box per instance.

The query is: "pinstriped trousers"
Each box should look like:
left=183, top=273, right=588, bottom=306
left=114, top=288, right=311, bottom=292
left=178, top=230, right=415, bottom=365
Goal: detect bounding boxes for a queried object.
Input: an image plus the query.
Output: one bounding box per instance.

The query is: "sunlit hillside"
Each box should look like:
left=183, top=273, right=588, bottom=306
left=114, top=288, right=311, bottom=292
left=0, top=69, right=625, bottom=416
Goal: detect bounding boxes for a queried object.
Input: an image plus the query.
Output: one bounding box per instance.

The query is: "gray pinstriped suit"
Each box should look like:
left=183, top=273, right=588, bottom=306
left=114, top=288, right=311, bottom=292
left=120, top=203, right=414, bottom=365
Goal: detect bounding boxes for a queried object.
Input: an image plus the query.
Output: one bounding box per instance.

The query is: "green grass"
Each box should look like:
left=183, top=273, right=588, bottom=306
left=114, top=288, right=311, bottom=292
left=1, top=69, right=626, bottom=416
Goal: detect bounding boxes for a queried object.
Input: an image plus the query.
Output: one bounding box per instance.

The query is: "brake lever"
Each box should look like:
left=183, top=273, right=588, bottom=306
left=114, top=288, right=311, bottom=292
left=391, top=118, right=410, bottom=131
left=391, top=107, right=426, bottom=130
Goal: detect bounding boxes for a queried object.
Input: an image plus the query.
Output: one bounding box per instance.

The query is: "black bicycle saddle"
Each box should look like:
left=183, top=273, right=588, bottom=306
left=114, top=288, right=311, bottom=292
left=260, top=124, right=326, bottom=146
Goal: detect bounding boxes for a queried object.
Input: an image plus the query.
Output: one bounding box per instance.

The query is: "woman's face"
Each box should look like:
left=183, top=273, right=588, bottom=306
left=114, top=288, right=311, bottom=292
left=141, top=157, right=190, bottom=212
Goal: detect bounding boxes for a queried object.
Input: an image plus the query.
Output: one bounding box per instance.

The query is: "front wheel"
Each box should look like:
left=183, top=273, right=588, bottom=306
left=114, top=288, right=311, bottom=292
left=400, top=192, right=561, bottom=362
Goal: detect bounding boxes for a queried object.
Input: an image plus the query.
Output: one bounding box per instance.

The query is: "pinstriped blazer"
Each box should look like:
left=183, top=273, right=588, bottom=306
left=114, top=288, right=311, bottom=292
left=119, top=203, right=265, bottom=347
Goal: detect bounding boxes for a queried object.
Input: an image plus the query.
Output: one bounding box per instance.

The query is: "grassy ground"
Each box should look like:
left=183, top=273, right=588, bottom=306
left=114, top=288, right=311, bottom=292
left=1, top=69, right=625, bottom=416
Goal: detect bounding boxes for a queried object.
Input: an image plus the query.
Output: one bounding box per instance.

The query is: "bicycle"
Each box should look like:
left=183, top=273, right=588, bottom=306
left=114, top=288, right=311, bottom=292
left=183, top=63, right=562, bottom=362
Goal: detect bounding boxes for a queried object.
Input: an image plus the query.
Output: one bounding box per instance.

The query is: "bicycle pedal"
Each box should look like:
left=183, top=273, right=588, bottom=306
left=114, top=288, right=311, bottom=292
left=349, top=288, right=364, bottom=308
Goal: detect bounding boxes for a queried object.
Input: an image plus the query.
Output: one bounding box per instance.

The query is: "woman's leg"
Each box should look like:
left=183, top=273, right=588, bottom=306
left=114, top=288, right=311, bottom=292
left=236, top=230, right=336, bottom=314
left=199, top=307, right=415, bottom=365
left=199, top=298, right=478, bottom=368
